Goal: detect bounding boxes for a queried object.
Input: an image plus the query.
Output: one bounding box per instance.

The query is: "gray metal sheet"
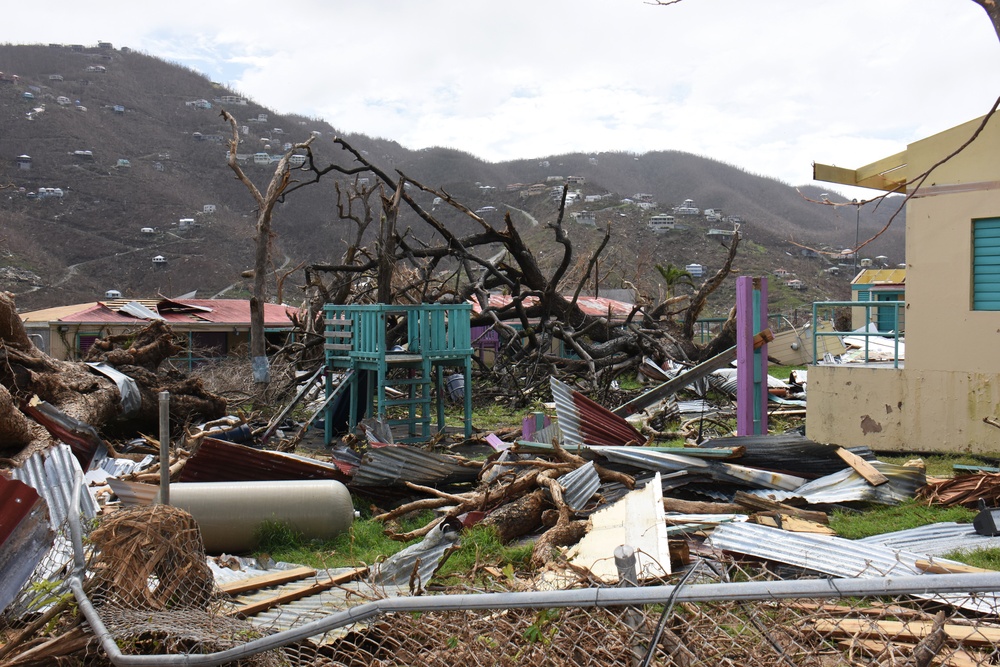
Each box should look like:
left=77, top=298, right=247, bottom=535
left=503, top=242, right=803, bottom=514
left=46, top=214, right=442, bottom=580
left=859, top=521, right=1000, bottom=556
left=557, top=460, right=600, bottom=513
left=369, top=520, right=460, bottom=591
left=11, top=444, right=98, bottom=526
left=352, top=446, right=479, bottom=487
left=787, top=461, right=924, bottom=505
left=707, top=522, right=998, bottom=614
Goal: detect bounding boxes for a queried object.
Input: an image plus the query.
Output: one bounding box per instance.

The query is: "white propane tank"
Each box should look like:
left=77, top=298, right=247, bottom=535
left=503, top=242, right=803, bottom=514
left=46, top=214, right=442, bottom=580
left=169, top=480, right=353, bottom=554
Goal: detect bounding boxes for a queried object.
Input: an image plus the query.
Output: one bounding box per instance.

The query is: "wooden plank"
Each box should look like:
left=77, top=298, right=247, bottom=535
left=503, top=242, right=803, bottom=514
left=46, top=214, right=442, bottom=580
left=324, top=343, right=353, bottom=351
left=325, top=331, right=354, bottom=338
left=835, top=639, right=982, bottom=667
left=613, top=329, right=773, bottom=417
left=324, top=317, right=352, bottom=325
left=733, top=490, right=829, bottom=525
left=229, top=566, right=368, bottom=617
left=749, top=512, right=836, bottom=534
left=218, top=566, right=317, bottom=595
left=812, top=618, right=1000, bottom=647
left=915, top=559, right=995, bottom=575
left=835, top=447, right=889, bottom=486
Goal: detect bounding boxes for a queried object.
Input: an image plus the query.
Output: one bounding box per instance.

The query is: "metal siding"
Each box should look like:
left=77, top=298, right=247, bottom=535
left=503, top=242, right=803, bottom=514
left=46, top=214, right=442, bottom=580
left=973, top=218, right=1000, bottom=310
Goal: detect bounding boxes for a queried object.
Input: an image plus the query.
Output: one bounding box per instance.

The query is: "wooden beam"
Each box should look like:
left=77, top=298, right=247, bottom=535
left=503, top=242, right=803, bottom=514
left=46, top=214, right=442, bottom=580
left=835, top=447, right=889, bottom=486
left=915, top=559, right=995, bottom=575
left=732, top=490, right=829, bottom=524
left=229, top=566, right=369, bottom=618
left=813, top=618, right=1000, bottom=647
left=613, top=329, right=773, bottom=417
left=218, top=566, right=317, bottom=595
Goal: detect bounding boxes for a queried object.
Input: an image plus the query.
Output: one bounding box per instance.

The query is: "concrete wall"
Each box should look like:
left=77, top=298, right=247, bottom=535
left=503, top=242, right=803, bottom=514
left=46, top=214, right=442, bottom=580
left=807, top=365, right=1000, bottom=454
left=810, top=113, right=1000, bottom=453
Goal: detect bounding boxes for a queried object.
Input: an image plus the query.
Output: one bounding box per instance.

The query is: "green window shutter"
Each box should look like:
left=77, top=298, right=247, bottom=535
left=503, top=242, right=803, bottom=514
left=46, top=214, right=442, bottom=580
left=973, top=218, right=1000, bottom=310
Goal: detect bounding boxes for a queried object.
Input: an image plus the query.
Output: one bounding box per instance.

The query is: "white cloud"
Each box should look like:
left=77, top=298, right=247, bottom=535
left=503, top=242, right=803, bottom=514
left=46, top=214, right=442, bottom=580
left=3, top=0, right=998, bottom=190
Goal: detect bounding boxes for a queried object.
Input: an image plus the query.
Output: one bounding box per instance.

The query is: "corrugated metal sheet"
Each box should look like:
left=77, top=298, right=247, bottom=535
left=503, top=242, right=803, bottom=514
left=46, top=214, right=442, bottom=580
left=551, top=377, right=645, bottom=448
left=699, top=434, right=875, bottom=478
left=179, top=438, right=351, bottom=484
left=352, top=446, right=480, bottom=487
left=370, top=519, right=461, bottom=591
left=707, top=522, right=997, bottom=613
left=592, top=446, right=807, bottom=491
left=11, top=444, right=98, bottom=525
left=859, top=521, right=1000, bottom=556
left=787, top=461, right=924, bottom=505
left=557, top=461, right=600, bottom=513
left=0, top=475, right=53, bottom=615
left=118, top=300, right=164, bottom=320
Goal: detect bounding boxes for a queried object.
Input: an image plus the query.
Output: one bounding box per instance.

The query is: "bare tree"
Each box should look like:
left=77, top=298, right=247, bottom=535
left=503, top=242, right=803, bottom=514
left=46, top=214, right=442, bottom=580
left=221, top=109, right=314, bottom=385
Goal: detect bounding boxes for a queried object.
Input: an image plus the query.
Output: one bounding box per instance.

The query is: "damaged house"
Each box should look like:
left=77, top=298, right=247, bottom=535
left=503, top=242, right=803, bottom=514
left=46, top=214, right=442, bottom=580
left=812, top=113, right=1000, bottom=454
left=19, top=297, right=294, bottom=365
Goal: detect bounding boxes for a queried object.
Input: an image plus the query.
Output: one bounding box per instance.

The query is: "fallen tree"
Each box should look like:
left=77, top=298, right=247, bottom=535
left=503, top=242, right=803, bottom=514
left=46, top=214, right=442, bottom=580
left=260, top=135, right=742, bottom=400
left=0, top=292, right=227, bottom=466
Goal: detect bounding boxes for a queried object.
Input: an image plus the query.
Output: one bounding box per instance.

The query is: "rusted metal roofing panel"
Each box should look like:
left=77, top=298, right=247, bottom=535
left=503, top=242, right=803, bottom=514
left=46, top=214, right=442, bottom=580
left=551, top=377, right=645, bottom=448
left=20, top=402, right=108, bottom=472
left=11, top=444, right=98, bottom=524
left=0, top=475, right=52, bottom=616
left=859, top=522, right=1000, bottom=556
left=352, top=446, right=480, bottom=487
left=178, top=438, right=351, bottom=484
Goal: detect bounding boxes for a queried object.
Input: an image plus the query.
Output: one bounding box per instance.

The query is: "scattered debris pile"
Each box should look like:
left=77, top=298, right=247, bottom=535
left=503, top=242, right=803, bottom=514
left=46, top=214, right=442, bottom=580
left=2, top=357, right=998, bottom=665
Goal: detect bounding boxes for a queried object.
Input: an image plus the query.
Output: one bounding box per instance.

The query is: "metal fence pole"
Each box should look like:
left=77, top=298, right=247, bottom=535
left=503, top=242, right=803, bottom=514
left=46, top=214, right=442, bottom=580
left=614, top=545, right=646, bottom=666
left=158, top=391, right=170, bottom=505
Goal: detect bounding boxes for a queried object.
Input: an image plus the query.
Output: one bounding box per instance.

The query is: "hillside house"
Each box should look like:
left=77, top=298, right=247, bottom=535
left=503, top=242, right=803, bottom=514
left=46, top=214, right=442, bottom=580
left=56, top=96, right=71, bottom=106
left=773, top=268, right=790, bottom=278
left=851, top=268, right=905, bottom=332
left=203, top=204, right=216, bottom=214
left=253, top=153, right=270, bottom=165
left=648, top=214, right=677, bottom=232
left=116, top=159, right=131, bottom=168
left=152, top=255, right=167, bottom=265
left=112, top=105, right=125, bottom=114
left=140, top=227, right=155, bottom=234
left=707, top=228, right=737, bottom=239
left=104, top=290, right=121, bottom=299
left=15, top=155, right=31, bottom=170
left=810, top=113, right=1000, bottom=454
left=567, top=176, right=585, bottom=185
left=19, top=298, right=293, bottom=365
left=785, top=279, right=805, bottom=290
left=48, top=74, right=64, bottom=81
left=219, top=95, right=246, bottom=105
left=573, top=211, right=597, bottom=226
left=673, top=199, right=700, bottom=215
left=686, top=263, right=705, bottom=279
left=584, top=194, right=603, bottom=203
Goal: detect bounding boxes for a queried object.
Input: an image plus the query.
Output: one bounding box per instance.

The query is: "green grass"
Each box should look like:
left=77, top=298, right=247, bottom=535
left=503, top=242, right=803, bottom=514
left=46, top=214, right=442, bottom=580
left=829, top=499, right=976, bottom=540
left=253, top=516, right=533, bottom=580
left=766, top=364, right=806, bottom=382
left=877, top=453, right=1000, bottom=478
left=941, top=547, right=1000, bottom=571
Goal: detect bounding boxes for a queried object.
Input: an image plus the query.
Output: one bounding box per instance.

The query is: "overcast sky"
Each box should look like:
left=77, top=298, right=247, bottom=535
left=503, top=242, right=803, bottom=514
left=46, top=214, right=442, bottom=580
left=3, top=1, right=999, bottom=196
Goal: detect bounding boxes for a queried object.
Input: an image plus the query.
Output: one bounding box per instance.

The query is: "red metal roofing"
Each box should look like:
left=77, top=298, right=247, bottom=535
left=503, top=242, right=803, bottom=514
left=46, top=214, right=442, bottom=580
left=0, top=475, right=43, bottom=547
left=179, top=438, right=351, bottom=484
left=53, top=299, right=293, bottom=327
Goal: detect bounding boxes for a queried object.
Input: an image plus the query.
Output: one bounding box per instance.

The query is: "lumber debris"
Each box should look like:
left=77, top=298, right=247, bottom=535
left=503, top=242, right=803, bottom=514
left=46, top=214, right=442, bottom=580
left=836, top=446, right=889, bottom=486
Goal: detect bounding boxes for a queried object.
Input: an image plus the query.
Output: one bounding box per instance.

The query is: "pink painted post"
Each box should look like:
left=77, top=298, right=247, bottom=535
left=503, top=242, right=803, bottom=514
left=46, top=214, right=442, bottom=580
left=736, top=277, right=753, bottom=435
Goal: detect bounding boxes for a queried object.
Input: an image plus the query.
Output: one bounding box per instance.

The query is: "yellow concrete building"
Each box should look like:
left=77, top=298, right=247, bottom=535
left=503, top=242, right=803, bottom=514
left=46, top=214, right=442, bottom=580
left=811, top=114, right=1000, bottom=454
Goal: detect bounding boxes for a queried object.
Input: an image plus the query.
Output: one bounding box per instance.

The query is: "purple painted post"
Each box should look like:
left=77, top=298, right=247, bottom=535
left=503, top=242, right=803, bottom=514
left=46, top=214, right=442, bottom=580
left=736, top=277, right=768, bottom=435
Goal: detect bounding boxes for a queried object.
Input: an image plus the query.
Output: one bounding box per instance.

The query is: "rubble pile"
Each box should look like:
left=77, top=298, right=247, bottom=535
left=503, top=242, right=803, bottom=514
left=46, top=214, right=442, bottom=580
left=2, top=353, right=998, bottom=665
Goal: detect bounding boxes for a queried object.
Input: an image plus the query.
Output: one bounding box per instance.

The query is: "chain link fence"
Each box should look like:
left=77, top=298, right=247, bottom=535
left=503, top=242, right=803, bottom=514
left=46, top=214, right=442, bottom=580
left=3, top=503, right=1000, bottom=666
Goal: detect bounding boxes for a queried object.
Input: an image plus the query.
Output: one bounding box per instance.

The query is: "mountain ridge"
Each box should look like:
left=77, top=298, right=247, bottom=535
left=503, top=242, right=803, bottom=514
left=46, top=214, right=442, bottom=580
left=0, top=43, right=904, bottom=314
